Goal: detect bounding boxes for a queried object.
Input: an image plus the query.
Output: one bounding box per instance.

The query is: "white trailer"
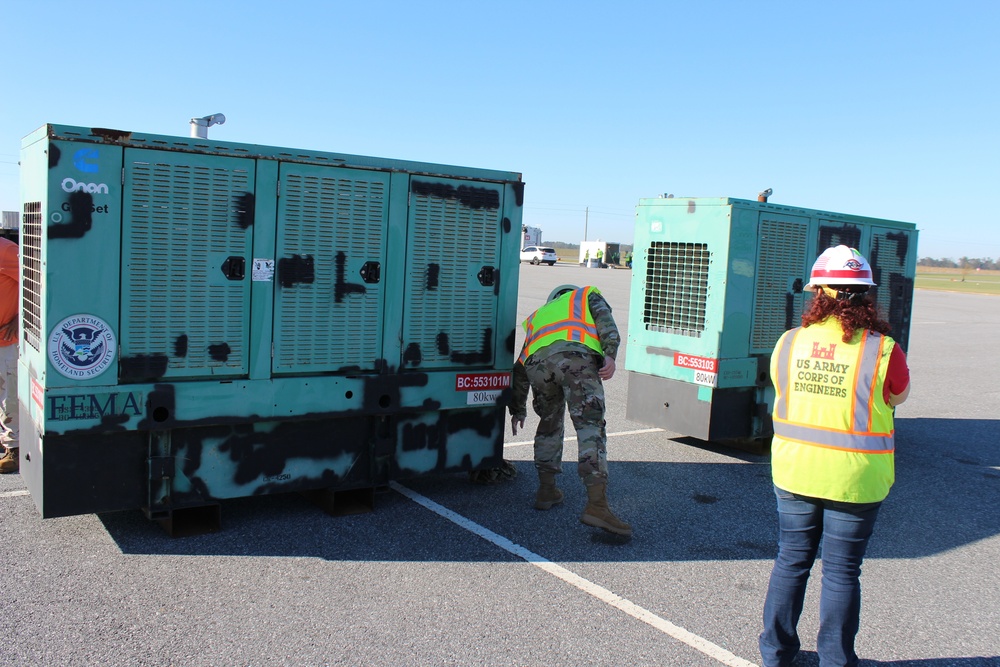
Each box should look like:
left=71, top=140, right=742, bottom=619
left=521, top=225, right=542, bottom=248
left=578, top=240, right=621, bottom=267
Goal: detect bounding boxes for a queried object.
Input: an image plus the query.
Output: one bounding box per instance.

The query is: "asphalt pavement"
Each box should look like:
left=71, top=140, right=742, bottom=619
left=2, top=263, right=998, bottom=667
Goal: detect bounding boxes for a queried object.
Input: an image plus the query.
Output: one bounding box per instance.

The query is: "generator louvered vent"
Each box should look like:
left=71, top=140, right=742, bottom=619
left=275, top=170, right=387, bottom=371
left=405, top=182, right=500, bottom=368
left=21, top=201, right=42, bottom=351
left=642, top=242, right=709, bottom=337
left=124, top=156, right=252, bottom=378
left=751, top=218, right=807, bottom=351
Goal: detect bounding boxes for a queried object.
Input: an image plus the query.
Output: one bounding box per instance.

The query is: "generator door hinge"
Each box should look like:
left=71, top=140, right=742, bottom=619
left=276, top=180, right=280, bottom=197
left=121, top=167, right=125, bottom=185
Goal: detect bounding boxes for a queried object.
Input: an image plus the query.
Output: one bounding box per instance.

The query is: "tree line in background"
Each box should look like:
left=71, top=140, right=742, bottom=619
left=544, top=245, right=994, bottom=270
left=918, top=257, right=999, bottom=270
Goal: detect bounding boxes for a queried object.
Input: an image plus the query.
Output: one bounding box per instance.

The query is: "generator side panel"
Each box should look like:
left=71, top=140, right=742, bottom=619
left=120, top=148, right=255, bottom=382
left=272, top=163, right=390, bottom=374
left=389, top=176, right=519, bottom=480
left=19, top=133, right=127, bottom=514
left=813, top=217, right=917, bottom=351
left=625, top=199, right=737, bottom=438
left=400, top=177, right=506, bottom=371
left=867, top=226, right=917, bottom=352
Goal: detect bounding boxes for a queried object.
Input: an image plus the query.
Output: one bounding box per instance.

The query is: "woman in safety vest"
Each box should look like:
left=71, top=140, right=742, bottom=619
left=760, top=245, right=910, bottom=667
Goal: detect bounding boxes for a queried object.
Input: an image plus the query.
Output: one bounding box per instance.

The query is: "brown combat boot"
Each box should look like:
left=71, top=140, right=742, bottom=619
left=0, top=447, right=18, bottom=474
left=580, top=483, right=632, bottom=537
left=535, top=471, right=564, bottom=510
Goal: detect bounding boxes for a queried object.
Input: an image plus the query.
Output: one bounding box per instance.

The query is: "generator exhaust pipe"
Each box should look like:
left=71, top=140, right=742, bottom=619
left=190, top=113, right=226, bottom=138
left=758, top=187, right=772, bottom=203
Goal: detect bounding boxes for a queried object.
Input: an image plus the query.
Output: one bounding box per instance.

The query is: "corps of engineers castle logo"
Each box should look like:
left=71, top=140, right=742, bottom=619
left=48, top=314, right=117, bottom=380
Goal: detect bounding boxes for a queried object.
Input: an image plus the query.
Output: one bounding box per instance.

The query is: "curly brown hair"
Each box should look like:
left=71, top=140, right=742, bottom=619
left=802, top=288, right=892, bottom=342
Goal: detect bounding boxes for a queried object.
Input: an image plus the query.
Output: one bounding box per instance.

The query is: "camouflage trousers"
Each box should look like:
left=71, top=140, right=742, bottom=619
left=524, top=349, right=607, bottom=486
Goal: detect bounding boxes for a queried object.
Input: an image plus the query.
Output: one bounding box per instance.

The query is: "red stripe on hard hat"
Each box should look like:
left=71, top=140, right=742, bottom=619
left=816, top=269, right=873, bottom=279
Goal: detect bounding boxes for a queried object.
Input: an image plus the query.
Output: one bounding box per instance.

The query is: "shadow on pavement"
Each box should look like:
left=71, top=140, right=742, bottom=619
left=793, top=650, right=1000, bottom=666
left=98, top=417, right=999, bottom=563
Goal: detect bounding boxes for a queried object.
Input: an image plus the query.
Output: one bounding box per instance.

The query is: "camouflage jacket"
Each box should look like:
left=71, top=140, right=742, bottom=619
left=508, top=290, right=620, bottom=420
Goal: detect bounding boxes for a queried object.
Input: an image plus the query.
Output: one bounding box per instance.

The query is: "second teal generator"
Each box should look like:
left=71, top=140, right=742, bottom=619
left=624, top=196, right=917, bottom=450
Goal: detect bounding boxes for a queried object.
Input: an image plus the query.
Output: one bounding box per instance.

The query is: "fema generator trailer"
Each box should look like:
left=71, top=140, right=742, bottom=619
left=624, top=196, right=917, bottom=450
left=19, top=123, right=523, bottom=529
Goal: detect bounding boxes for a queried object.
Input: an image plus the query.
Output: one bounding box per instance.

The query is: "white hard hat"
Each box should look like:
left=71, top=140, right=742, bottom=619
left=806, top=245, right=876, bottom=288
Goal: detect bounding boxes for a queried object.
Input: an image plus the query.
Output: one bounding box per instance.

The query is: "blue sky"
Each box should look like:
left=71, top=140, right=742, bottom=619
left=2, top=0, right=997, bottom=260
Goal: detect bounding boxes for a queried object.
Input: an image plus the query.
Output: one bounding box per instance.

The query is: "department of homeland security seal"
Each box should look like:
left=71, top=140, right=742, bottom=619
left=48, top=314, right=117, bottom=380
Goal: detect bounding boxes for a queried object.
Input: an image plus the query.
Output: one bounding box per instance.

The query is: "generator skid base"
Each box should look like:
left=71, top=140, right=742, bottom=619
left=17, top=124, right=523, bottom=529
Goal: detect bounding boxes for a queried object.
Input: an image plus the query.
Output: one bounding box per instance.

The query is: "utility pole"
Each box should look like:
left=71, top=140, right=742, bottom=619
left=584, top=206, right=589, bottom=242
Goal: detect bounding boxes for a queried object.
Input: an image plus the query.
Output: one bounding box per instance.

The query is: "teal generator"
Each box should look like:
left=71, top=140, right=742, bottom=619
left=18, top=124, right=523, bottom=527
left=624, top=196, right=917, bottom=450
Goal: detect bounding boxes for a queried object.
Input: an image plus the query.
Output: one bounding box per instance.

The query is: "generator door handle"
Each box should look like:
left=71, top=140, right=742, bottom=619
left=221, top=256, right=246, bottom=281
left=477, top=265, right=496, bottom=287
left=360, top=261, right=381, bottom=284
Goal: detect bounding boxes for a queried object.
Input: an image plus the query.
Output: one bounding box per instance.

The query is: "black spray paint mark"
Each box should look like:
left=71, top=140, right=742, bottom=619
left=278, top=254, right=315, bottom=288
left=119, top=354, right=169, bottom=383
left=403, top=343, right=422, bottom=366
left=505, top=328, right=516, bottom=355
left=335, top=251, right=366, bottom=303
left=235, top=192, right=255, bottom=229
left=447, top=406, right=500, bottom=439
left=511, top=182, right=524, bottom=207
left=450, top=328, right=493, bottom=365
left=48, top=191, right=95, bottom=239
left=785, top=293, right=797, bottom=332
left=817, top=224, right=861, bottom=256
left=174, top=335, right=189, bottom=358
left=436, top=333, right=450, bottom=356
left=411, top=181, right=500, bottom=210
left=426, top=263, right=440, bottom=290
left=883, top=231, right=910, bottom=264
left=208, top=343, right=232, bottom=362
left=49, top=143, right=61, bottom=168
left=502, top=217, right=511, bottom=233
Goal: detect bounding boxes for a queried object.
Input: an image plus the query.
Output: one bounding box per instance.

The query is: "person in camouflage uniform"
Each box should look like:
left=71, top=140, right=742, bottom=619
left=509, top=284, right=631, bottom=537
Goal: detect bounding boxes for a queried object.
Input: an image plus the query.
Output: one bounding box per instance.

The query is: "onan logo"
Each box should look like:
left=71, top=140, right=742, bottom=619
left=73, top=148, right=100, bottom=173
left=61, top=177, right=109, bottom=194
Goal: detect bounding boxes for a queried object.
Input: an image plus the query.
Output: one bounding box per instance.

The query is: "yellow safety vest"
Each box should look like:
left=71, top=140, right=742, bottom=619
left=518, top=287, right=603, bottom=363
left=770, top=318, right=896, bottom=503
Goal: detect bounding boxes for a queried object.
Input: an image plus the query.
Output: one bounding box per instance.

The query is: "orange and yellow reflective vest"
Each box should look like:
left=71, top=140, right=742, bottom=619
left=518, top=287, right=604, bottom=363
left=770, top=318, right=896, bottom=503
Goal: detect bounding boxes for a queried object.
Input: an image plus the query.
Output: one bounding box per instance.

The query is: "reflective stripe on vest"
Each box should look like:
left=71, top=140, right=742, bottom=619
left=772, top=327, right=893, bottom=453
left=518, top=287, right=601, bottom=363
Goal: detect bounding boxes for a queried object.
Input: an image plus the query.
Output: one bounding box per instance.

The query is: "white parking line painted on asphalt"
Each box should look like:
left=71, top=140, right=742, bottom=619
left=504, top=427, right=664, bottom=449
left=391, top=481, right=758, bottom=667
left=0, top=489, right=29, bottom=499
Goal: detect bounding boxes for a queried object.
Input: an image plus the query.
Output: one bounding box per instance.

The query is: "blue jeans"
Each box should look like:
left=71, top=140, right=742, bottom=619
left=759, top=486, right=882, bottom=667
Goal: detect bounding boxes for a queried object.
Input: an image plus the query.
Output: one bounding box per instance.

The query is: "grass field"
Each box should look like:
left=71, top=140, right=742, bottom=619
left=915, top=267, right=1000, bottom=295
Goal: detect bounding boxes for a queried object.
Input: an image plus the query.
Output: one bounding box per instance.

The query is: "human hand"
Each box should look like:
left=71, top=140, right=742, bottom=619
left=0, top=318, right=16, bottom=342
left=598, top=356, right=616, bottom=381
left=511, top=415, right=525, bottom=436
